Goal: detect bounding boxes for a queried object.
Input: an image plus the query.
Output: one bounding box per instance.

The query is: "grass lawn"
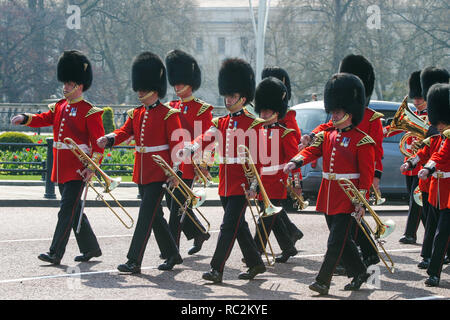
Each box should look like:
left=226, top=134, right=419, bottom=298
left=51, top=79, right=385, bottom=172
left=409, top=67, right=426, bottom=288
left=0, top=175, right=134, bottom=182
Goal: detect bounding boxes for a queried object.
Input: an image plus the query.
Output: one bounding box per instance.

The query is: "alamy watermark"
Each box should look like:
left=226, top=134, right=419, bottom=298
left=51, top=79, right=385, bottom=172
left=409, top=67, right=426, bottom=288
left=66, top=266, right=82, bottom=290
left=367, top=5, right=381, bottom=30
left=66, top=5, right=81, bottom=30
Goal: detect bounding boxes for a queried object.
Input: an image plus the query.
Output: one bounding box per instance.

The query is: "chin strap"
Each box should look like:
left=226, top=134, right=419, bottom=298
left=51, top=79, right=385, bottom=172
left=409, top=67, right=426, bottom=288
left=139, top=91, right=156, bottom=103
left=332, top=113, right=350, bottom=127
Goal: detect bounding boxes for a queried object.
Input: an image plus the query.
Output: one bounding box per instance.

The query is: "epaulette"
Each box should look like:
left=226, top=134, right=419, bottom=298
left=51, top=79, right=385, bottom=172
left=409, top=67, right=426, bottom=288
left=311, top=131, right=325, bottom=147
left=126, top=108, right=135, bottom=119
left=367, top=108, right=384, bottom=122
left=443, top=129, right=450, bottom=139
left=243, top=109, right=265, bottom=130
left=357, top=133, right=376, bottom=147
left=211, top=117, right=220, bottom=128
left=48, top=103, right=56, bottom=113
left=85, top=102, right=104, bottom=117
left=281, top=128, right=296, bottom=138
left=194, top=98, right=214, bottom=116
left=164, top=107, right=181, bottom=120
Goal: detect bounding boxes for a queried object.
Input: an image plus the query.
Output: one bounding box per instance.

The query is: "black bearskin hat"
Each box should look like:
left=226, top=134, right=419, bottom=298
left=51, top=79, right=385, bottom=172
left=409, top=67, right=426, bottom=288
left=427, top=83, right=450, bottom=126
left=261, top=66, right=291, bottom=101
left=338, top=54, right=375, bottom=107
left=408, top=70, right=422, bottom=99
left=132, top=52, right=167, bottom=98
left=218, top=58, right=255, bottom=104
left=254, top=77, right=289, bottom=119
left=324, top=73, right=366, bottom=127
left=420, top=66, right=449, bottom=101
left=165, top=49, right=201, bottom=92
left=57, top=50, right=93, bottom=92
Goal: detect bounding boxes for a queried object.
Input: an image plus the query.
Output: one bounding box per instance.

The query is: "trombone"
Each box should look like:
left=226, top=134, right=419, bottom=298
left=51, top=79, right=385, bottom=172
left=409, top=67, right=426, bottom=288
left=152, top=154, right=210, bottom=234
left=63, top=137, right=134, bottom=232
left=370, top=184, right=386, bottom=206
left=280, top=177, right=309, bottom=211
left=238, top=144, right=281, bottom=266
left=338, top=178, right=396, bottom=274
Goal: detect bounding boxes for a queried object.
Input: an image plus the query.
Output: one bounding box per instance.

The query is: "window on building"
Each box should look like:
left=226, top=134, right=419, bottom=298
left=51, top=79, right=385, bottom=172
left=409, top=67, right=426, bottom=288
left=218, top=37, right=225, bottom=54
left=196, top=37, right=203, bottom=53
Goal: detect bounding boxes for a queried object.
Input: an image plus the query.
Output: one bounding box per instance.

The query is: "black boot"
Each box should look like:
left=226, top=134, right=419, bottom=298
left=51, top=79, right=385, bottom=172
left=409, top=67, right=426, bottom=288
left=158, top=254, right=183, bottom=271
left=117, top=260, right=141, bottom=274
left=202, top=269, right=223, bottom=283
left=309, top=281, right=329, bottom=295
left=38, top=252, right=61, bottom=265
left=74, top=249, right=102, bottom=262
left=344, top=272, right=370, bottom=291
left=417, top=258, right=430, bottom=269
left=424, top=275, right=440, bottom=287
left=188, top=233, right=210, bottom=255
left=238, top=264, right=266, bottom=280
left=275, top=248, right=298, bottom=263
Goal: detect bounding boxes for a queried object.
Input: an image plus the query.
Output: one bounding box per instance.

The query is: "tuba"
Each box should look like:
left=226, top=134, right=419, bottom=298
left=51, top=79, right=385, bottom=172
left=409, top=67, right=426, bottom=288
left=338, top=178, right=395, bottom=273
left=387, top=96, right=429, bottom=157
left=63, top=137, right=134, bottom=232
left=152, top=154, right=210, bottom=234
left=280, top=177, right=309, bottom=211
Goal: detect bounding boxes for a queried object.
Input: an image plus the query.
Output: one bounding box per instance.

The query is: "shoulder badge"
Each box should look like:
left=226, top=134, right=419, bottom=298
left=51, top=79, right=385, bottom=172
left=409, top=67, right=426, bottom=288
left=126, top=108, right=135, bottom=119
left=443, top=129, right=450, bottom=139
left=164, top=107, right=181, bottom=121
left=281, top=128, right=296, bottom=139
left=368, top=108, right=384, bottom=122
left=422, top=137, right=432, bottom=147
left=85, top=105, right=104, bottom=118
left=248, top=118, right=266, bottom=130
left=47, top=103, right=56, bottom=113
left=357, top=134, right=376, bottom=147
left=194, top=98, right=213, bottom=117
left=211, top=117, right=220, bottom=128
left=311, top=131, right=325, bottom=148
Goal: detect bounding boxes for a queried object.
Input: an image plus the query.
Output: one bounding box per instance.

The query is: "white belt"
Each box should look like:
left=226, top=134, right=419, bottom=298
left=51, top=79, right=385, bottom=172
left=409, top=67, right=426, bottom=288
left=53, top=141, right=90, bottom=153
left=218, top=156, right=242, bottom=164
left=322, top=172, right=360, bottom=180
left=135, top=144, right=169, bottom=153
left=433, top=171, right=450, bottom=179
left=261, top=164, right=286, bottom=174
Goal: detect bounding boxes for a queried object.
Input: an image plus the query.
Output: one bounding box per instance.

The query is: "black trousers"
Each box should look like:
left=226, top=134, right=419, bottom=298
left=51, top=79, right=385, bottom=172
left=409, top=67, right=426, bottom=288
left=127, top=182, right=178, bottom=265
left=352, top=217, right=379, bottom=260
left=254, top=199, right=295, bottom=253
left=165, top=178, right=207, bottom=246
left=49, top=180, right=100, bottom=259
left=420, top=192, right=435, bottom=259
left=281, top=198, right=303, bottom=236
left=316, top=213, right=367, bottom=286
left=427, top=207, right=450, bottom=278
left=210, top=195, right=264, bottom=272
left=404, top=175, right=427, bottom=238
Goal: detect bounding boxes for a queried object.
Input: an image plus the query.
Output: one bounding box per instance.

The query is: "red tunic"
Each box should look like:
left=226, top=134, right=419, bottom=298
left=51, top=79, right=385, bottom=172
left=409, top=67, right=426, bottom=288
left=279, top=109, right=301, bottom=144
left=293, top=127, right=375, bottom=215
left=426, top=130, right=450, bottom=210
left=25, top=99, right=105, bottom=184
left=312, top=107, right=383, bottom=176
left=111, top=102, right=182, bottom=185
left=258, top=123, right=302, bottom=200
left=193, top=109, right=265, bottom=197
left=168, top=97, right=213, bottom=180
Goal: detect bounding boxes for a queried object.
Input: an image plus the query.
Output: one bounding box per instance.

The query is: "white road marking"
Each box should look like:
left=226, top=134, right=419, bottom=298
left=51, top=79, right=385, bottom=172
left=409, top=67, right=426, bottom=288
left=410, top=296, right=447, bottom=300
left=0, top=247, right=423, bottom=285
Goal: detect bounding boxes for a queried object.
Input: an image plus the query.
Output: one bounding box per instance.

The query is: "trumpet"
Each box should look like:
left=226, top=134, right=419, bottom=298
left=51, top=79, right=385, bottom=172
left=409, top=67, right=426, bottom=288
left=338, top=178, right=395, bottom=273
left=280, top=177, right=309, bottom=211
left=238, top=144, right=281, bottom=266
left=387, top=96, right=429, bottom=157
left=152, top=154, right=210, bottom=234
left=63, top=137, right=134, bottom=231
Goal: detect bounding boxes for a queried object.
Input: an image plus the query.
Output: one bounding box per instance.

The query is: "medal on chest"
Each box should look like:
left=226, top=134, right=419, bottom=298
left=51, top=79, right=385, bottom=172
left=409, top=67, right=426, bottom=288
left=340, top=137, right=350, bottom=147
left=69, top=107, right=77, bottom=117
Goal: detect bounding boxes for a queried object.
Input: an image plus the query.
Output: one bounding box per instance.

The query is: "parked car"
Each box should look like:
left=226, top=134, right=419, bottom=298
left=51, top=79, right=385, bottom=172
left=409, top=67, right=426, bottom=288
left=291, top=100, right=410, bottom=201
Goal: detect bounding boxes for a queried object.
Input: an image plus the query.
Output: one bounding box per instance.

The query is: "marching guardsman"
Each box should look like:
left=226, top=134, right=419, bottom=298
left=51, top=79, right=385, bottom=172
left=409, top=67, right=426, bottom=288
left=284, top=73, right=374, bottom=295
left=164, top=49, right=212, bottom=255
left=400, top=67, right=449, bottom=269
left=11, top=50, right=104, bottom=265
left=261, top=67, right=304, bottom=246
left=386, top=71, right=428, bottom=244
left=417, top=83, right=450, bottom=287
left=252, top=76, right=300, bottom=263
left=97, top=52, right=183, bottom=273
left=179, top=58, right=266, bottom=283
left=300, top=54, right=382, bottom=269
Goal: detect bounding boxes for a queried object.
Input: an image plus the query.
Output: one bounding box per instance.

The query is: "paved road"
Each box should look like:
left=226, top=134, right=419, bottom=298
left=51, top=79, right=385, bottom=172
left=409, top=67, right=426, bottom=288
left=0, top=204, right=448, bottom=303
